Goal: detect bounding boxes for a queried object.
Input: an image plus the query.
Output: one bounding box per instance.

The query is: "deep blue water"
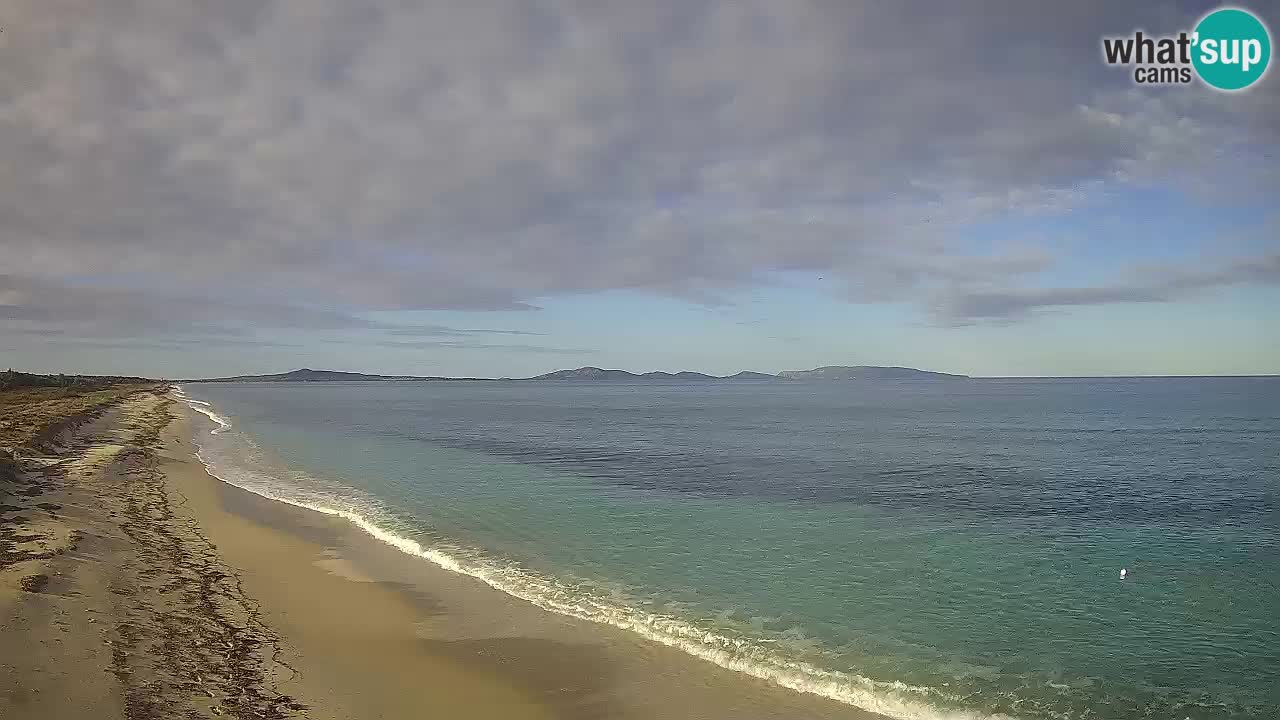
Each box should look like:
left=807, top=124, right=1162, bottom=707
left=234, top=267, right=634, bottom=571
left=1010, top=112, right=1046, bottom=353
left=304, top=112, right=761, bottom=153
left=183, top=378, right=1279, bottom=720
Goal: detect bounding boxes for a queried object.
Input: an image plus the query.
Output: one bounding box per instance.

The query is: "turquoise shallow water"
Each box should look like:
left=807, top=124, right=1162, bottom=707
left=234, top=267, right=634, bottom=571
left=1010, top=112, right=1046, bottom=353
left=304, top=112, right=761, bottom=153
left=182, top=378, right=1279, bottom=720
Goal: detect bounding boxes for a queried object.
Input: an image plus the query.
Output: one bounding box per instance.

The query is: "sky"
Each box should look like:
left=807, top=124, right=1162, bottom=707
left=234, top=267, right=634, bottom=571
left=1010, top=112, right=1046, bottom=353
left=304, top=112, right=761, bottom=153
left=1, top=1, right=1278, bottom=378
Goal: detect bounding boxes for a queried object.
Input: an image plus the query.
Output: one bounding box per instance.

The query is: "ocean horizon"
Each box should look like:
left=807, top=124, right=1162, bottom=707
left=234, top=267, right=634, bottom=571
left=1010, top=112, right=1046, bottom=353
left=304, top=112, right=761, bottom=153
left=179, top=377, right=1279, bottom=720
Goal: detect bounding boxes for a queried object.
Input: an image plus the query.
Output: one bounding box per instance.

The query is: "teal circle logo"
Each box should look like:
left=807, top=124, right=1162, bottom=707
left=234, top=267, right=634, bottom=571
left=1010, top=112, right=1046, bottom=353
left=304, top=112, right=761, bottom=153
left=1192, top=7, right=1271, bottom=90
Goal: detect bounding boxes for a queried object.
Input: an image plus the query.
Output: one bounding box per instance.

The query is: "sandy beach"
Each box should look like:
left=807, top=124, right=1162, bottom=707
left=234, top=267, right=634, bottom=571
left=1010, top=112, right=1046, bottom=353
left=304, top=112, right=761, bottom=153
left=2, top=388, right=876, bottom=720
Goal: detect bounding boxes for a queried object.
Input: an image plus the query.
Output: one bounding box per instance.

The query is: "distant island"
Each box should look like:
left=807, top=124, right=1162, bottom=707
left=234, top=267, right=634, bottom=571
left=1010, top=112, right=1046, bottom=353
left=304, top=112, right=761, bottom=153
left=183, top=368, right=446, bottom=383
left=776, top=366, right=966, bottom=381
left=526, top=366, right=966, bottom=381
left=187, top=366, right=969, bottom=383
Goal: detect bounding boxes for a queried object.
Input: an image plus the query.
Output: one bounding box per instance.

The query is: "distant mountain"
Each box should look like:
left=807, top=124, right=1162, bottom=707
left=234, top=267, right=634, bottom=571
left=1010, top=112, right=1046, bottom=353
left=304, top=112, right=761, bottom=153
left=640, top=371, right=717, bottom=380
left=531, top=367, right=754, bottom=381
left=776, top=366, right=968, bottom=381
left=530, top=367, right=641, bottom=381
left=187, top=365, right=968, bottom=383
left=530, top=366, right=965, bottom=381
left=189, top=368, right=435, bottom=383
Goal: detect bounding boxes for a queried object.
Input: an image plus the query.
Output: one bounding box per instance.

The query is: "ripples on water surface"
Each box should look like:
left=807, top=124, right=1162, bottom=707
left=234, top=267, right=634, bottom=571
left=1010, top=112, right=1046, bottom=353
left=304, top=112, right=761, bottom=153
left=183, top=378, right=1280, bottom=720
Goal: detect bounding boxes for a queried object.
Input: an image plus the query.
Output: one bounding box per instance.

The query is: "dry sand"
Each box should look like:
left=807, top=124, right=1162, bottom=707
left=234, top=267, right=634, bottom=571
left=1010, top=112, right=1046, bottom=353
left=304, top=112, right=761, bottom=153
left=2, top=389, right=878, bottom=720
left=1, top=390, right=309, bottom=719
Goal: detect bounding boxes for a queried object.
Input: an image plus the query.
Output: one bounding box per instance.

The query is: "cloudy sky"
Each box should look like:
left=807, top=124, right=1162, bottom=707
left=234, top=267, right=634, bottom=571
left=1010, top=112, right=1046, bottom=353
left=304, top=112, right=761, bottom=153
left=2, top=1, right=1277, bottom=378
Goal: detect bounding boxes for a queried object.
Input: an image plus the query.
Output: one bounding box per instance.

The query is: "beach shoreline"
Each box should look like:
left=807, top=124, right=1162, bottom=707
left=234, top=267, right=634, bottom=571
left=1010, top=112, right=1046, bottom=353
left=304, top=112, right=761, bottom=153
left=1, top=389, right=562, bottom=719
left=176, top=400, right=884, bottom=720
left=166, top=403, right=582, bottom=719
left=3, top=388, right=879, bottom=719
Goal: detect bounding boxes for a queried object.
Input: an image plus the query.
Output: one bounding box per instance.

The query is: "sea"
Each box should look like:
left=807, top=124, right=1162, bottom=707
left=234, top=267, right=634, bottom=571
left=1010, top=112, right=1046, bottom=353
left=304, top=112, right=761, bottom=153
left=178, top=377, right=1279, bottom=720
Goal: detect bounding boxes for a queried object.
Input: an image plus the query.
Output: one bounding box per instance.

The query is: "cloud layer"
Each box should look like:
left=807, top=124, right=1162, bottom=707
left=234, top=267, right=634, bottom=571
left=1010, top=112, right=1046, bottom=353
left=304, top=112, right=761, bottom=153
left=1, top=0, right=1277, bottom=343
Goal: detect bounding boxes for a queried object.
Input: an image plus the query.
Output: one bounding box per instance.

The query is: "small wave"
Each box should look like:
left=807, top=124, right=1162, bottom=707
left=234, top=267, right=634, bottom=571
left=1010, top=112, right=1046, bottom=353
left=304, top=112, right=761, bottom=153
left=172, top=386, right=211, bottom=406
left=182, top=396, right=1016, bottom=720
left=181, top=397, right=232, bottom=435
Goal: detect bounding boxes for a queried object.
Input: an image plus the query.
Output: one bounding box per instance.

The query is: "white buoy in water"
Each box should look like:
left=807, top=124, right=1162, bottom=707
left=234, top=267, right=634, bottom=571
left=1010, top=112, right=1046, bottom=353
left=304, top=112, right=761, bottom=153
left=1120, top=568, right=1128, bottom=580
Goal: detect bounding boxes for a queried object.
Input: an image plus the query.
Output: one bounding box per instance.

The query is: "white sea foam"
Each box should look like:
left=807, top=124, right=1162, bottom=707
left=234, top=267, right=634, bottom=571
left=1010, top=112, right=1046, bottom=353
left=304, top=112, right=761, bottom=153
left=176, top=387, right=232, bottom=434
left=177, top=392, right=1015, bottom=720
left=187, top=404, right=232, bottom=435
left=172, top=386, right=208, bottom=404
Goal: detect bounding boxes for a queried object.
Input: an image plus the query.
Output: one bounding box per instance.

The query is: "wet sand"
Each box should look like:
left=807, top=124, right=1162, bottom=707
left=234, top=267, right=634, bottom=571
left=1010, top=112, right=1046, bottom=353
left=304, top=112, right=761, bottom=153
left=161, top=410, right=562, bottom=720
left=3, top=389, right=880, bottom=719
left=174, top=403, right=881, bottom=720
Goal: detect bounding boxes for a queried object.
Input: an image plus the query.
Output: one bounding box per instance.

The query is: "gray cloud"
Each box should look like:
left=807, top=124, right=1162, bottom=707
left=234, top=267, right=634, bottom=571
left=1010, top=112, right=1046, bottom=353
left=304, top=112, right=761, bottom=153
left=934, top=252, right=1280, bottom=323
left=383, top=341, right=593, bottom=356
left=0, top=274, right=379, bottom=337
left=0, top=275, right=543, bottom=341
left=0, top=0, right=1276, bottom=341
left=383, top=326, right=543, bottom=338
left=324, top=339, right=594, bottom=356
left=11, top=337, right=303, bottom=350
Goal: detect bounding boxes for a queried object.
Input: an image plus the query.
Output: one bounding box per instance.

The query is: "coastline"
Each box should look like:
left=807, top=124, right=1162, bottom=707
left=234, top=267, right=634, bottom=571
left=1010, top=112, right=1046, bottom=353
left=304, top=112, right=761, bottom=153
left=162, top=407, right=573, bottom=719
left=3, top=388, right=879, bottom=719
left=0, top=389, right=558, bottom=719
left=174, top=401, right=883, bottom=720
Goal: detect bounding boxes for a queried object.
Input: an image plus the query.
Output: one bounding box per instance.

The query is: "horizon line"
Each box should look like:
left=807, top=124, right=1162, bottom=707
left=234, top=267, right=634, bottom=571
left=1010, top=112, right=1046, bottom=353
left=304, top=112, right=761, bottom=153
left=10, top=366, right=1280, bottom=382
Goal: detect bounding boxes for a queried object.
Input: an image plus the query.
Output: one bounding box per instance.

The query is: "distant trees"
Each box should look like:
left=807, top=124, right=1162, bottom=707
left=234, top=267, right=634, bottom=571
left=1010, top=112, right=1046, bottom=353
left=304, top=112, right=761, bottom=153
left=0, top=369, right=154, bottom=390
